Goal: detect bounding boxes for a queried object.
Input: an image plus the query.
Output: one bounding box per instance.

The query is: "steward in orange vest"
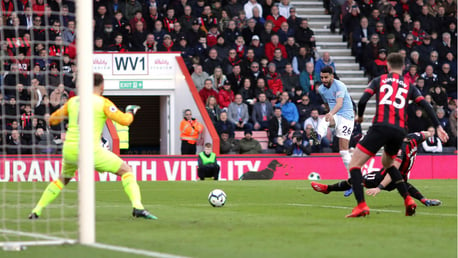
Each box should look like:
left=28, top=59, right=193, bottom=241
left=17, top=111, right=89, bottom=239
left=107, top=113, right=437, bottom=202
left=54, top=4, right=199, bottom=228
left=180, top=109, right=204, bottom=154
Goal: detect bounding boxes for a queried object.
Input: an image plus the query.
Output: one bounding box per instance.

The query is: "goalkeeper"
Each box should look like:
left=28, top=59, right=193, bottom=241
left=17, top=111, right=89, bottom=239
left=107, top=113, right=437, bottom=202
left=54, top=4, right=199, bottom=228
left=29, top=73, right=157, bottom=220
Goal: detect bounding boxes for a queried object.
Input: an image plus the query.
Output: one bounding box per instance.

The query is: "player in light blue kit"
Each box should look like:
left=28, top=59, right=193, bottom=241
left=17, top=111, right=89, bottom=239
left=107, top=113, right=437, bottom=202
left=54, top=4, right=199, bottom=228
left=317, top=66, right=355, bottom=196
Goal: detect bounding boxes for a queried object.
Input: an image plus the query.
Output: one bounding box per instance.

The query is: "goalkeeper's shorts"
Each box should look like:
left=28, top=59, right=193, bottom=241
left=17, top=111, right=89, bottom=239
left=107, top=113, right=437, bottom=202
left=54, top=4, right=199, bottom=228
left=62, top=143, right=124, bottom=178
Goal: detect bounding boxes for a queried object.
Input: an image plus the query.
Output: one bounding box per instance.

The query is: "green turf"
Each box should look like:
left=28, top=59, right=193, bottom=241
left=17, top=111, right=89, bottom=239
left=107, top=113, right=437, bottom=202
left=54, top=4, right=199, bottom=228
left=2, top=180, right=457, bottom=258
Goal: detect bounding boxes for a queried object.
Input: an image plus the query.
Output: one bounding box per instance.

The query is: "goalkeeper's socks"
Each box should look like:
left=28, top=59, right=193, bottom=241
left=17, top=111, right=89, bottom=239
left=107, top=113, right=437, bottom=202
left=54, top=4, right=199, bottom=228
left=32, top=179, right=64, bottom=216
left=121, top=172, right=144, bottom=210
left=327, top=180, right=351, bottom=192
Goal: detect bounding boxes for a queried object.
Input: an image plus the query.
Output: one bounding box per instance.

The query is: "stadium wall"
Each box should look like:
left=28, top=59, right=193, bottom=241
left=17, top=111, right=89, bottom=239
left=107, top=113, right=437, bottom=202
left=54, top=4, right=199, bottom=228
left=0, top=155, right=456, bottom=182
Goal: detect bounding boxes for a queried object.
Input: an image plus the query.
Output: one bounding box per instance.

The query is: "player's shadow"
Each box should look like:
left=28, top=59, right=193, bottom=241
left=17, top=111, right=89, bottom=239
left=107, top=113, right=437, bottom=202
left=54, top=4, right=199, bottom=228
left=239, top=160, right=282, bottom=180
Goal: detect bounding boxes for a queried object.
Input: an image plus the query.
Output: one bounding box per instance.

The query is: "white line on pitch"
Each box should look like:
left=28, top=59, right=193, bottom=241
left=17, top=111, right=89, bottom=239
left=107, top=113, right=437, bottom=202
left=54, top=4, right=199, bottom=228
left=287, top=203, right=457, bottom=217
left=88, top=242, right=190, bottom=258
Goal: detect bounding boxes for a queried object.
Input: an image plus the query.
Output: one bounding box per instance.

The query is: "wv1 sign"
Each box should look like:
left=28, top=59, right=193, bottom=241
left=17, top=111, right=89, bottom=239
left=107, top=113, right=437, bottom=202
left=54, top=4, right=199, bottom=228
left=112, top=54, right=148, bottom=75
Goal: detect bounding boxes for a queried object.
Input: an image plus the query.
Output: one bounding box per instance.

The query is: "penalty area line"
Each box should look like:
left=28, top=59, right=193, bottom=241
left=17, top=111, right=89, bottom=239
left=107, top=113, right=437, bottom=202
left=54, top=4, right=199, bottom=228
left=287, top=203, right=457, bottom=217
left=88, top=242, right=190, bottom=258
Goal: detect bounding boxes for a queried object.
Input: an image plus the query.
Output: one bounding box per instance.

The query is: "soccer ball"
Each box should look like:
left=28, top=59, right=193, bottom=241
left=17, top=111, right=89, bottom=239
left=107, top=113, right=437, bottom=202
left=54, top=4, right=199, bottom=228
left=308, top=172, right=321, bottom=180
left=208, top=189, right=227, bottom=207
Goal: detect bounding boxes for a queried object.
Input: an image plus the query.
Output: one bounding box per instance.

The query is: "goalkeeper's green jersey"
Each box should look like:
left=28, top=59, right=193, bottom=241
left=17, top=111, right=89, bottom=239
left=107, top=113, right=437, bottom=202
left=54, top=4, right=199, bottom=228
left=49, top=94, right=134, bottom=146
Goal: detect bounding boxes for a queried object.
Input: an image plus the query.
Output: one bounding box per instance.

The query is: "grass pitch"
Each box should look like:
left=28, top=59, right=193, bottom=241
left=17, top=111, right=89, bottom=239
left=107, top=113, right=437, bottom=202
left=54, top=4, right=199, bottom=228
left=2, top=180, right=457, bottom=258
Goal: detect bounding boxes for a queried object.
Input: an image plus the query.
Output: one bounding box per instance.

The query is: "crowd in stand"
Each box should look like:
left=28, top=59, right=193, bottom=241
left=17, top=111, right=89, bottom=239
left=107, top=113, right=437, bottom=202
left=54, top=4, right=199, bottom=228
left=0, top=0, right=456, bottom=155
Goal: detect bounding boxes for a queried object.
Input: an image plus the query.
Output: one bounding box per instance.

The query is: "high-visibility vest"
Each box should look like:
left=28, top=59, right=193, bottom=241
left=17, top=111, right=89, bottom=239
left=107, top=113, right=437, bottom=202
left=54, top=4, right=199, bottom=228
left=114, top=122, right=129, bottom=149
left=199, top=152, right=216, bottom=165
left=180, top=119, right=203, bottom=144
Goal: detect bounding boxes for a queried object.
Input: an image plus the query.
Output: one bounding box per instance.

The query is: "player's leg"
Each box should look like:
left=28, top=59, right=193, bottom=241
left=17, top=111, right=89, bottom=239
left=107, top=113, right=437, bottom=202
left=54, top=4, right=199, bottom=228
left=382, top=139, right=417, bottom=216
left=311, top=180, right=351, bottom=194
left=406, top=182, right=442, bottom=206
left=335, top=115, right=353, bottom=196
left=29, top=147, right=77, bottom=219
left=96, top=148, right=157, bottom=219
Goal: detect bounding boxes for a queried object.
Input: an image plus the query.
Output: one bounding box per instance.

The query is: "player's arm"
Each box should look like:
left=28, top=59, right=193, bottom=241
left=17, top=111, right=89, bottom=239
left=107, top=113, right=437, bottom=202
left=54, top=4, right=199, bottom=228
left=49, top=102, right=69, bottom=126
left=357, top=81, right=376, bottom=123
left=103, top=99, right=134, bottom=126
left=366, top=159, right=402, bottom=196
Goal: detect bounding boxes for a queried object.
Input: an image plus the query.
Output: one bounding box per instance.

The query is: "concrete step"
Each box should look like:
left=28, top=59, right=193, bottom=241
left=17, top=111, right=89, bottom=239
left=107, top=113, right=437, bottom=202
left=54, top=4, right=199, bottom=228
left=314, top=34, right=342, bottom=42
left=348, top=84, right=368, bottom=89
left=337, top=70, right=365, bottom=76
left=298, top=14, right=330, bottom=20
left=315, top=48, right=352, bottom=56
left=295, top=7, right=326, bottom=15
left=340, top=77, right=369, bottom=84
left=317, top=42, right=348, bottom=49
left=308, top=21, right=333, bottom=27
left=335, top=63, right=360, bottom=70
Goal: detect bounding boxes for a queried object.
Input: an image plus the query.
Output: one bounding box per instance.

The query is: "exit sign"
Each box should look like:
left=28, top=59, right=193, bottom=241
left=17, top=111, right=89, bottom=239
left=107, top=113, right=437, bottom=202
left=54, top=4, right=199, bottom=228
left=119, top=81, right=143, bottom=89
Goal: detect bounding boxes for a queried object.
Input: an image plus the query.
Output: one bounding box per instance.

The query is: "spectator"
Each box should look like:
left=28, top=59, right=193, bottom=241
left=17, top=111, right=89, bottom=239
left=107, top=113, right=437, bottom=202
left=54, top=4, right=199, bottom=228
left=421, top=65, right=439, bottom=93
left=222, top=48, right=242, bottom=75
left=238, top=129, right=262, bottom=154
left=416, top=77, right=428, bottom=96
left=287, top=7, right=302, bottom=33
left=206, top=96, right=221, bottom=124
left=408, top=107, right=430, bottom=133
left=209, top=66, right=227, bottom=90
left=285, top=130, right=312, bottom=156
left=202, top=48, right=221, bottom=75
left=409, top=51, right=424, bottom=74
left=266, top=63, right=283, bottom=97
left=225, top=0, right=244, bottom=18
left=253, top=78, right=276, bottom=103
left=281, top=63, right=299, bottom=95
left=279, top=0, right=293, bottom=18
left=430, top=85, right=448, bottom=109
left=404, top=65, right=420, bottom=86
left=369, top=48, right=388, bottom=79
left=197, top=142, right=220, bottom=180
left=385, top=33, right=401, bottom=54
left=157, top=34, right=174, bottom=52
left=218, top=81, right=235, bottom=110
left=108, top=34, right=128, bottom=52
left=178, top=5, right=194, bottom=32
left=62, top=20, right=76, bottom=44
left=227, top=93, right=253, bottom=130
left=199, top=79, right=218, bottom=105
left=292, top=46, right=314, bottom=75
left=238, top=78, right=256, bottom=109
left=219, top=131, right=239, bottom=154
left=247, top=61, right=266, bottom=86
left=226, top=64, right=244, bottom=93
left=299, top=62, right=318, bottom=95
left=275, top=91, right=300, bottom=130
left=272, top=48, right=287, bottom=74
left=248, top=35, right=265, bottom=60
left=437, top=32, right=456, bottom=60
left=130, top=21, right=147, bottom=51
left=291, top=88, right=304, bottom=105
left=252, top=92, right=273, bottom=130
left=244, top=0, right=263, bottom=19
left=295, top=18, right=316, bottom=50
left=284, top=36, right=300, bottom=62
left=218, top=9, right=231, bottom=32
left=421, top=126, right=443, bottom=153
left=241, top=19, right=262, bottom=44
left=214, top=36, right=230, bottom=65
left=124, top=0, right=143, bottom=21
left=362, top=34, right=382, bottom=72
left=6, top=129, right=27, bottom=154
left=303, top=124, right=322, bottom=153
left=437, top=62, right=457, bottom=99
left=216, top=111, right=235, bottom=138
left=192, top=64, right=209, bottom=91
left=304, top=108, right=331, bottom=147
left=179, top=109, right=204, bottom=155
left=314, top=52, right=336, bottom=80
left=297, top=95, right=314, bottom=126
left=264, top=34, right=287, bottom=62
left=436, top=107, right=450, bottom=132
left=266, top=5, right=287, bottom=33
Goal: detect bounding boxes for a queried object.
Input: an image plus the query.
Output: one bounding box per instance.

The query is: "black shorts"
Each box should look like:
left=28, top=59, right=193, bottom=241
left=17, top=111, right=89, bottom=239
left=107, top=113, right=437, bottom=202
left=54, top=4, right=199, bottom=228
left=363, top=170, right=397, bottom=191
left=357, top=125, right=406, bottom=157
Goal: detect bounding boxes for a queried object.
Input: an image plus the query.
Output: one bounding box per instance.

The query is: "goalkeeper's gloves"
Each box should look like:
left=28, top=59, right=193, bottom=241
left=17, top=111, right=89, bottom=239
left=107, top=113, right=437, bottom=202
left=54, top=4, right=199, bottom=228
left=125, top=105, right=141, bottom=115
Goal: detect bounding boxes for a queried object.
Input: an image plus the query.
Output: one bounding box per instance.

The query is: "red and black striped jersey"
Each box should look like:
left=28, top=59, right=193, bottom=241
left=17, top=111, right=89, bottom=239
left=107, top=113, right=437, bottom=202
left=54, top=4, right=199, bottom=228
left=396, top=132, right=427, bottom=179
left=361, top=73, right=424, bottom=129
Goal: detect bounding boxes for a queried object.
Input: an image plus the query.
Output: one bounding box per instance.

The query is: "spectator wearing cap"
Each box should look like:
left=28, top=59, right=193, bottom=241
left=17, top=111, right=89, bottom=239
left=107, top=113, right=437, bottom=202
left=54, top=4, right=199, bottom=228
left=206, top=24, right=220, bottom=48
left=227, top=93, right=253, bottom=131
left=369, top=48, right=387, bottom=79
left=238, top=129, right=262, bottom=154
left=218, top=81, right=235, bottom=109
left=173, top=36, right=195, bottom=68
left=244, top=0, right=263, bottom=19
left=385, top=33, right=401, bottom=54
left=186, top=19, right=207, bottom=47
left=157, top=34, right=174, bottom=51
left=247, top=35, right=264, bottom=58
left=264, top=34, right=287, bottom=62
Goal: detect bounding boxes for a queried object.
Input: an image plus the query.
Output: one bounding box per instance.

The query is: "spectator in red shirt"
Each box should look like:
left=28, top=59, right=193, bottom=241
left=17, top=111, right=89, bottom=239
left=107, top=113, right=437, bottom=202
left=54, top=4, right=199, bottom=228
left=266, top=5, right=287, bottom=32
left=199, top=79, right=219, bottom=105
left=264, top=34, right=287, bottom=61
left=218, top=81, right=235, bottom=109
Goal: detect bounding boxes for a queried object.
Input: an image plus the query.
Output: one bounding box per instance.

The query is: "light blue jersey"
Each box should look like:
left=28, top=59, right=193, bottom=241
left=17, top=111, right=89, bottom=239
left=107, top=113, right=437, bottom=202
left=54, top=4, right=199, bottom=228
left=318, top=79, right=354, bottom=120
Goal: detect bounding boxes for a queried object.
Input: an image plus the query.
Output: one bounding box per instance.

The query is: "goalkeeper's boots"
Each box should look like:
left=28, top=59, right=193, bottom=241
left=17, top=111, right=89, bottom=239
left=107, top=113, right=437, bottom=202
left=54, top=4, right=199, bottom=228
left=132, top=208, right=158, bottom=220
left=28, top=212, right=39, bottom=220
left=404, top=196, right=417, bottom=216
left=423, top=199, right=442, bottom=207
left=346, top=202, right=370, bottom=218
left=344, top=188, right=353, bottom=197
left=311, top=182, right=329, bottom=194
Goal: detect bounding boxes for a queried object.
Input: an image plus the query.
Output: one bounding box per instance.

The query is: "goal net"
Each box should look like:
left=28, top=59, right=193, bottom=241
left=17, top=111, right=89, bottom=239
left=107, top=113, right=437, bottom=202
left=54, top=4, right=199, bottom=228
left=0, top=0, right=90, bottom=248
